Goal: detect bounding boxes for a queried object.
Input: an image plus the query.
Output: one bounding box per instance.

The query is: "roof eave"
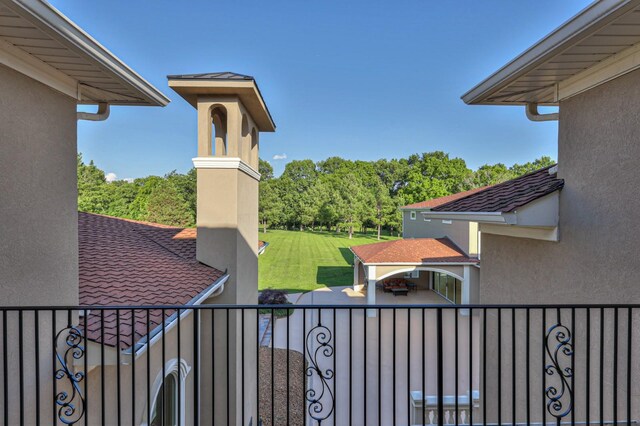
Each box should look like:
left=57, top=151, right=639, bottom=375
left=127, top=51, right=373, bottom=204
left=421, top=211, right=513, bottom=224
left=167, top=78, right=276, bottom=132
left=6, top=0, right=170, bottom=106
left=130, top=273, right=229, bottom=357
left=461, top=0, right=640, bottom=105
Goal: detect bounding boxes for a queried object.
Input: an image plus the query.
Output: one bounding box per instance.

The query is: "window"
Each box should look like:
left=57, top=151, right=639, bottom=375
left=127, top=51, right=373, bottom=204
left=432, top=272, right=462, bottom=304
left=149, top=359, right=189, bottom=426
left=151, top=373, right=178, bottom=426
left=404, top=270, right=419, bottom=279
left=410, top=211, right=417, bottom=220
left=442, top=220, right=452, bottom=225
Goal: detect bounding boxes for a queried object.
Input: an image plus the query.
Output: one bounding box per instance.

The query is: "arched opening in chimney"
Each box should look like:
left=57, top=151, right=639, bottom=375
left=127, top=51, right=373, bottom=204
left=241, top=114, right=250, bottom=162
left=211, top=106, right=227, bottom=156
left=250, top=127, right=259, bottom=169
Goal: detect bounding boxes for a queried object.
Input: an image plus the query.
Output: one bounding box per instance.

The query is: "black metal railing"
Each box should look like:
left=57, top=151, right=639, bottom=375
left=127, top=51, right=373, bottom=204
left=0, top=304, right=638, bottom=425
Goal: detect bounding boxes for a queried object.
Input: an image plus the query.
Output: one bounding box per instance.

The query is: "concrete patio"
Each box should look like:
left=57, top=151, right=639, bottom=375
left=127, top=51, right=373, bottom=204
left=270, top=286, right=481, bottom=425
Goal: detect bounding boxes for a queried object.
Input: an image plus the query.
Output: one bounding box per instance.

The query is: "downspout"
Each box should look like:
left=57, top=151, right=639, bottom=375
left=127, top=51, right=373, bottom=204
left=525, top=103, right=558, bottom=122
left=77, top=102, right=110, bottom=121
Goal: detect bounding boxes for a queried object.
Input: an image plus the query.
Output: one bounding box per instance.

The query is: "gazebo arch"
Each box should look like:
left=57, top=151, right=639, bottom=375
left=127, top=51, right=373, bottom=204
left=375, top=266, right=464, bottom=282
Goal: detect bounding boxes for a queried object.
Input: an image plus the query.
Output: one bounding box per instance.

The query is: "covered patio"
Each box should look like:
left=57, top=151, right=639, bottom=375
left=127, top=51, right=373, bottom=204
left=350, top=238, right=480, bottom=311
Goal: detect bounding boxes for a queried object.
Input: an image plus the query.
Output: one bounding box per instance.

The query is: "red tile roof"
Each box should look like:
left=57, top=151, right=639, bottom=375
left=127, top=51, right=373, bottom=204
left=402, top=186, right=490, bottom=210
left=432, top=165, right=563, bottom=213
left=351, top=237, right=477, bottom=264
left=79, top=212, right=224, bottom=348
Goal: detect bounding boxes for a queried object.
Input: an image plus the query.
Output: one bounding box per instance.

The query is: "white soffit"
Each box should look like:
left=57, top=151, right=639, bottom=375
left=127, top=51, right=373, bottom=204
left=0, top=0, right=169, bottom=106
left=462, top=0, right=640, bottom=105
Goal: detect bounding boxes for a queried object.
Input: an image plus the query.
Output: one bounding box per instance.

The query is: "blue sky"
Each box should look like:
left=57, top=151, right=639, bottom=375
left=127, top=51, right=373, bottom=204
left=57, top=0, right=591, bottom=179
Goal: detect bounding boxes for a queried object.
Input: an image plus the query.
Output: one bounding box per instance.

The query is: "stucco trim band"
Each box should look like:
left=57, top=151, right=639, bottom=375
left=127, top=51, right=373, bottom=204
left=192, top=157, right=261, bottom=181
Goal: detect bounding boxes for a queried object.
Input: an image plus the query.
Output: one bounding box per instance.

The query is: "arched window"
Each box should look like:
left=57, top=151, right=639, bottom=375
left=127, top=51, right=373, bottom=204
left=148, top=359, right=190, bottom=426
left=150, top=373, right=178, bottom=426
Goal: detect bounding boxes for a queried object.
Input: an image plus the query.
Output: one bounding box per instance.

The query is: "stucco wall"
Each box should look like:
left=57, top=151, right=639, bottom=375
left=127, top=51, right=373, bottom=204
left=402, top=211, right=478, bottom=256
left=195, top=165, right=259, bottom=424
left=481, top=67, right=640, bottom=303
left=85, top=313, right=196, bottom=425
left=0, top=64, right=78, bottom=305
left=479, top=68, right=640, bottom=422
left=0, top=65, right=78, bottom=425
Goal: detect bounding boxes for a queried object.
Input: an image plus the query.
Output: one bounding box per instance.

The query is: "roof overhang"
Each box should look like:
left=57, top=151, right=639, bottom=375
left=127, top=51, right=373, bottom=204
left=421, top=211, right=516, bottom=224
left=423, top=192, right=561, bottom=241
left=167, top=76, right=276, bottom=132
left=463, top=0, right=640, bottom=105
left=0, top=0, right=169, bottom=106
left=351, top=248, right=477, bottom=267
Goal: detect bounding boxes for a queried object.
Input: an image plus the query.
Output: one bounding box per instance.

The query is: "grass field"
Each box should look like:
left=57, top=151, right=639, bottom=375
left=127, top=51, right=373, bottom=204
left=258, top=229, right=400, bottom=293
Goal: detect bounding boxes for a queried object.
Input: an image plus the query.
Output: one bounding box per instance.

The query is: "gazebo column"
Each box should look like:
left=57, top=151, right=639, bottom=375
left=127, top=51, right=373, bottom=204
left=462, top=265, right=471, bottom=304
left=353, top=257, right=360, bottom=291
left=366, top=265, right=376, bottom=317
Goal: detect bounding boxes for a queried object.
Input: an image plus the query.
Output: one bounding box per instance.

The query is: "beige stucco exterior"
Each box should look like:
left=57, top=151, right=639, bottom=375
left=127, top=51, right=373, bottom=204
left=0, top=63, right=79, bottom=306
left=167, top=76, right=274, bottom=425
left=0, top=63, right=80, bottom=425
left=402, top=210, right=479, bottom=257
left=478, top=66, right=640, bottom=422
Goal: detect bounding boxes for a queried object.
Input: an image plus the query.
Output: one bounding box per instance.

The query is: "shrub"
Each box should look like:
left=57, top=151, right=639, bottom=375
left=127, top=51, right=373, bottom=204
left=258, top=288, right=289, bottom=305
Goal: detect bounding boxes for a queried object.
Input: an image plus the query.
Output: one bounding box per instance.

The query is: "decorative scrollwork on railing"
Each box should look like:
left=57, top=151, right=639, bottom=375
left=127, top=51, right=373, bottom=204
left=544, top=322, right=573, bottom=419
left=55, top=325, right=86, bottom=425
left=305, top=320, right=335, bottom=423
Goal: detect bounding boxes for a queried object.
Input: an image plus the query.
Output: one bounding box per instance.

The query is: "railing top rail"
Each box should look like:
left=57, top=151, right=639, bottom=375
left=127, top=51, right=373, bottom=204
left=1, top=303, right=639, bottom=310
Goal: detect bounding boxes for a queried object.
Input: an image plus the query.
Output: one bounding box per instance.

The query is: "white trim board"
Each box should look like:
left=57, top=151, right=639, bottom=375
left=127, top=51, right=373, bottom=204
left=192, top=157, right=261, bottom=181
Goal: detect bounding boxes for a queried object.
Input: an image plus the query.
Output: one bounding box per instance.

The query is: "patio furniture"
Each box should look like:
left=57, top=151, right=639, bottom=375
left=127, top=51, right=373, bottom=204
left=382, top=278, right=409, bottom=293
left=391, top=287, right=409, bottom=296
left=407, top=282, right=417, bottom=292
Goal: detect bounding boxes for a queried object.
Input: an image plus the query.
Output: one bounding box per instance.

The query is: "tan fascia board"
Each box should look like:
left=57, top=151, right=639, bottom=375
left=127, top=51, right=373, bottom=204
left=3, top=0, right=170, bottom=106
left=461, top=0, right=640, bottom=105
left=168, top=79, right=276, bottom=132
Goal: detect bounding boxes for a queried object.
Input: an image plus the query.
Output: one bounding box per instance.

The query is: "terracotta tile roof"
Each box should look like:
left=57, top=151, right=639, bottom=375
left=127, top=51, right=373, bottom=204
left=78, top=212, right=224, bottom=348
left=351, top=237, right=477, bottom=264
left=432, top=165, right=563, bottom=213
left=402, top=186, right=490, bottom=210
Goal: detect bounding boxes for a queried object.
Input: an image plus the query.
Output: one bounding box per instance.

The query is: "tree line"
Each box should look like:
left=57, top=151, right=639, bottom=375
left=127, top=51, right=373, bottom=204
left=77, top=152, right=554, bottom=237
left=258, top=153, right=554, bottom=239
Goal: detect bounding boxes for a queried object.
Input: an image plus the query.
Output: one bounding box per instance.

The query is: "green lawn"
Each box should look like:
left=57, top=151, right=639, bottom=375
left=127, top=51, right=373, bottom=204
left=258, top=229, right=400, bottom=293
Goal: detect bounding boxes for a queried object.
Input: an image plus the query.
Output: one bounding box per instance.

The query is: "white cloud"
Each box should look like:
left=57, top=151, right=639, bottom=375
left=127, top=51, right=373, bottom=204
left=123, top=178, right=134, bottom=183
left=105, top=172, right=117, bottom=182
left=273, top=153, right=287, bottom=160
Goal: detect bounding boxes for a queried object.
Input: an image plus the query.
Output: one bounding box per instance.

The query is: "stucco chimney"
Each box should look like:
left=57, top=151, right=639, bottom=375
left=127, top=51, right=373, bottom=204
left=168, top=72, right=275, bottom=424
left=168, top=72, right=275, bottom=303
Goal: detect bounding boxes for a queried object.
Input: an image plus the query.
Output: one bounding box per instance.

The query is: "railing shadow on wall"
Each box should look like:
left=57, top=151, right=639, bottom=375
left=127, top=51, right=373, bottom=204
left=0, top=304, right=638, bottom=425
